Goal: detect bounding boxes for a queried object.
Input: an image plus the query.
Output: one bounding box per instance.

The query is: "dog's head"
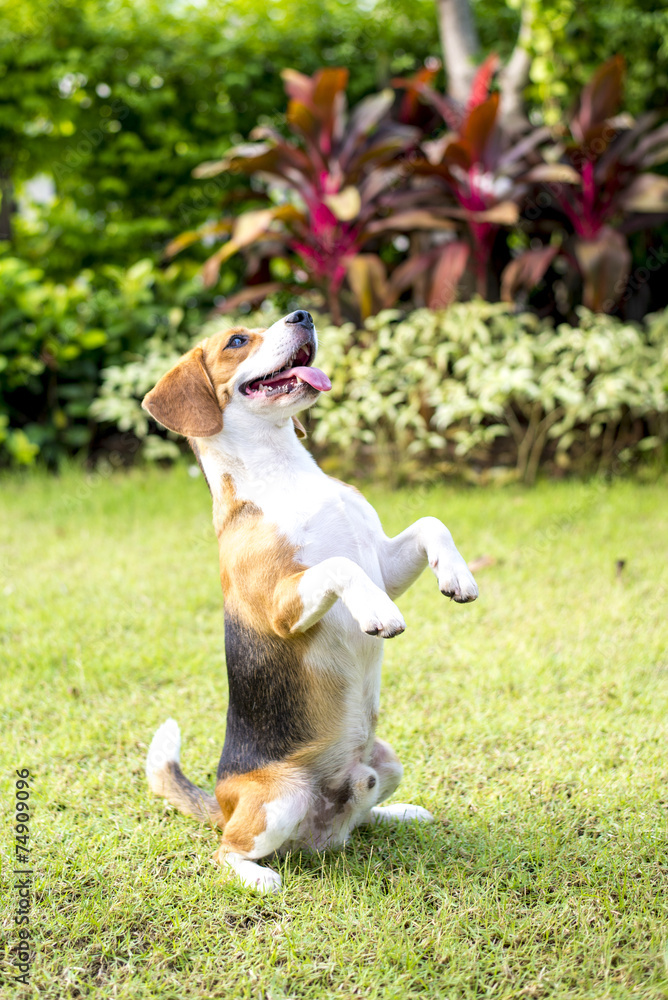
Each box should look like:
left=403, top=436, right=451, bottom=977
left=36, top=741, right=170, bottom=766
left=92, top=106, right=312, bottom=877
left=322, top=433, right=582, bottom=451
left=142, top=310, right=331, bottom=439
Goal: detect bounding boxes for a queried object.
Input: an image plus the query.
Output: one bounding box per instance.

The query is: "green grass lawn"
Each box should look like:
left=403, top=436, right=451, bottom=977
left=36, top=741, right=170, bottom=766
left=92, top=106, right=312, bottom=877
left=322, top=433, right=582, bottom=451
left=1, top=464, right=667, bottom=999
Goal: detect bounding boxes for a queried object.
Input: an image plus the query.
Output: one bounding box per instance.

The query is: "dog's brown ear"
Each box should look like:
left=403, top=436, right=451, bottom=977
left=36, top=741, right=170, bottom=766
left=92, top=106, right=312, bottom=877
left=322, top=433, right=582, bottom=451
left=292, top=416, right=307, bottom=440
left=142, top=346, right=223, bottom=438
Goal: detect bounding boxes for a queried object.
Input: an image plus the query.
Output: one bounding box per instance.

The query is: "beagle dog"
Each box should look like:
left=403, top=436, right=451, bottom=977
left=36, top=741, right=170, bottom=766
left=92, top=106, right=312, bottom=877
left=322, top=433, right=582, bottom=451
left=143, top=309, right=478, bottom=893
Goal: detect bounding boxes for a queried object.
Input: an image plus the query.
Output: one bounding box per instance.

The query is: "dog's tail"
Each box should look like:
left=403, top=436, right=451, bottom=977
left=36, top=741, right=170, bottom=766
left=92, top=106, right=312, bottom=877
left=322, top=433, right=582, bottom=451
left=146, top=718, right=224, bottom=828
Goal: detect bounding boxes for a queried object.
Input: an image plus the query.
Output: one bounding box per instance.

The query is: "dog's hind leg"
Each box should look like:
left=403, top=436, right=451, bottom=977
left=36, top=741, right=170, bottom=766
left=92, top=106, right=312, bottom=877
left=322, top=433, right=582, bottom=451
left=367, top=803, right=434, bottom=825
left=369, top=737, right=404, bottom=803
left=359, top=738, right=434, bottom=827
left=213, top=769, right=311, bottom=893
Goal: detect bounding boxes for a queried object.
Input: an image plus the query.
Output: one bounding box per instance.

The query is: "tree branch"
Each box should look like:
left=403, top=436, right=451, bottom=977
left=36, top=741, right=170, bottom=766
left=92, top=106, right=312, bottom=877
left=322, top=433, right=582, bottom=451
left=435, top=0, right=480, bottom=104
left=498, top=1, right=534, bottom=132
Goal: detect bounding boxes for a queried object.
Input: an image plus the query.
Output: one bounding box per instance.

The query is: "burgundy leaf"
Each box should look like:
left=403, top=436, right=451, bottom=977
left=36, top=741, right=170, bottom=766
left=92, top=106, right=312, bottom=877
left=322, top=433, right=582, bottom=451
left=572, top=55, right=624, bottom=143
left=626, top=120, right=668, bottom=166
left=345, top=125, right=420, bottom=178
left=311, top=68, right=349, bottom=156
left=357, top=166, right=404, bottom=208
left=337, top=90, right=394, bottom=170
left=392, top=60, right=441, bottom=124
left=460, top=94, right=499, bottom=164
left=497, top=126, right=552, bottom=169
left=641, top=144, right=668, bottom=168
left=466, top=54, right=499, bottom=114
left=574, top=227, right=631, bottom=312
left=312, top=68, right=349, bottom=114
left=595, top=111, right=658, bottom=169
left=393, top=78, right=461, bottom=131
left=214, top=282, right=290, bottom=314
left=384, top=249, right=443, bottom=307
left=500, top=246, right=559, bottom=302
left=428, top=241, right=470, bottom=309
left=436, top=140, right=471, bottom=172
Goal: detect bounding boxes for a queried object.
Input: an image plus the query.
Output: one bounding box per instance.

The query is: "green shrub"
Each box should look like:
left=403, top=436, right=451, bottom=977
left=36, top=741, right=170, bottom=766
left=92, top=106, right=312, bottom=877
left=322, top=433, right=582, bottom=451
left=89, top=301, right=668, bottom=483
left=0, top=255, right=213, bottom=467
left=312, top=303, right=668, bottom=482
left=89, top=336, right=187, bottom=462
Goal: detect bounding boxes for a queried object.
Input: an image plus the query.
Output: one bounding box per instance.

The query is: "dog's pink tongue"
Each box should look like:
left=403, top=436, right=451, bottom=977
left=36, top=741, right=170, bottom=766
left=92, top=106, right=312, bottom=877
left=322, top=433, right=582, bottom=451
left=289, top=366, right=332, bottom=392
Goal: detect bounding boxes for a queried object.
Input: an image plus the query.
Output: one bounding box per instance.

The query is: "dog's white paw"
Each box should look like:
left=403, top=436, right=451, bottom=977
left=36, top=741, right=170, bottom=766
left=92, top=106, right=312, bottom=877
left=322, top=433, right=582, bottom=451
left=370, top=803, right=435, bottom=825
left=346, top=581, right=406, bottom=638
left=236, top=860, right=283, bottom=894
left=245, top=866, right=283, bottom=894
left=362, top=597, right=406, bottom=639
left=215, top=852, right=283, bottom=893
left=433, top=551, right=478, bottom=603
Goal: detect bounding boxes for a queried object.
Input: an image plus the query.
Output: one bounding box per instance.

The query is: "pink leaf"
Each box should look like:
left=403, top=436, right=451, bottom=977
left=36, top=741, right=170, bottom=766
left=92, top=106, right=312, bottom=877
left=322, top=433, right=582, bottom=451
left=574, top=227, right=631, bottom=312
left=214, top=282, right=289, bottom=313
left=500, top=246, right=559, bottom=302
left=428, top=241, right=470, bottom=309
left=466, top=54, right=499, bottom=115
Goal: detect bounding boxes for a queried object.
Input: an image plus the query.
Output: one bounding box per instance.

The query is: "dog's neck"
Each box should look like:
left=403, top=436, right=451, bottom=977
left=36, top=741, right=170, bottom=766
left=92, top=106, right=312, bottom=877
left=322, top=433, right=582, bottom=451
left=196, top=406, right=317, bottom=514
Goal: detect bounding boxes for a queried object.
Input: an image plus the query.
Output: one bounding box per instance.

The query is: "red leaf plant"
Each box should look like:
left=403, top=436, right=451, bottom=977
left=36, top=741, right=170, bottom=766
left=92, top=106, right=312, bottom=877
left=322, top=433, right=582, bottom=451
left=393, top=55, right=553, bottom=303
left=523, top=55, right=668, bottom=312
left=168, top=68, right=422, bottom=323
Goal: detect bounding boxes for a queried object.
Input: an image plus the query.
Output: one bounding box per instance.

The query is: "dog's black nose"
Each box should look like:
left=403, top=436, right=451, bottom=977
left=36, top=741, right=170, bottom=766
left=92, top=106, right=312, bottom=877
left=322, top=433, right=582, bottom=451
left=285, top=310, right=313, bottom=328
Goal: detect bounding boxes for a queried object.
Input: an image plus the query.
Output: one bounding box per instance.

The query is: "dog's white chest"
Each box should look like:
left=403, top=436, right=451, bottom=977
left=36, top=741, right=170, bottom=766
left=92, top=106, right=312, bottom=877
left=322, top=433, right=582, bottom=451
left=243, top=466, right=384, bottom=584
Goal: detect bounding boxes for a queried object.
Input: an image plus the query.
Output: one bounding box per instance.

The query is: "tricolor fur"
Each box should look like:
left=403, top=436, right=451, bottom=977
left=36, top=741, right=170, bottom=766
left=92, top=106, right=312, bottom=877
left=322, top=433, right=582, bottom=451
left=143, top=310, right=478, bottom=893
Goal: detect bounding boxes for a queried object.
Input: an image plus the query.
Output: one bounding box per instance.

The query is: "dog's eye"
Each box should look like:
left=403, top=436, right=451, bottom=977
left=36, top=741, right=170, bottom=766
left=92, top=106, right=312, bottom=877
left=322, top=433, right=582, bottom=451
left=225, top=334, right=247, bottom=349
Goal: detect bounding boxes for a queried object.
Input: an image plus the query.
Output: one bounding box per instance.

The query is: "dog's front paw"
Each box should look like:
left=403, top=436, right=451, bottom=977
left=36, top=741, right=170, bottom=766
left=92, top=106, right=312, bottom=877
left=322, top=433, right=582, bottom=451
left=359, top=593, right=406, bottom=638
left=343, top=577, right=406, bottom=638
left=363, top=607, right=406, bottom=639
left=433, top=552, right=479, bottom=603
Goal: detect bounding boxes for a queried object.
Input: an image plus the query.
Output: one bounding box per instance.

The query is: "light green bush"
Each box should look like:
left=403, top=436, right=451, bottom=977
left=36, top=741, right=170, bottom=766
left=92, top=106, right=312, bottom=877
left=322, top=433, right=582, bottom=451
left=93, top=301, right=668, bottom=483
left=313, top=302, right=668, bottom=482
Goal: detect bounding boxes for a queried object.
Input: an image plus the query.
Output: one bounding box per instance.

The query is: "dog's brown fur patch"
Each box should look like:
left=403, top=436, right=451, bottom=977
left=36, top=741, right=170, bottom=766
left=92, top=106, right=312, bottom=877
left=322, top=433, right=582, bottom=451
left=142, top=327, right=264, bottom=437
left=214, top=472, right=307, bottom=638
left=201, top=327, right=264, bottom=408
left=212, top=473, right=349, bottom=786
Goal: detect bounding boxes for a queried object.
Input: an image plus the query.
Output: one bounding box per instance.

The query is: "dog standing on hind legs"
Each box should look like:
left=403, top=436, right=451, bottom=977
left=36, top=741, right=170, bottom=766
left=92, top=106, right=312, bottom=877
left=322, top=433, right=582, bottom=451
left=143, top=309, right=478, bottom=893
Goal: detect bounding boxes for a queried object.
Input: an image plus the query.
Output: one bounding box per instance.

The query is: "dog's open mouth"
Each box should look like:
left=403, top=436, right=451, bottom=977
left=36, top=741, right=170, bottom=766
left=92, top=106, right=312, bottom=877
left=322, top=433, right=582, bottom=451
left=241, top=342, right=332, bottom=398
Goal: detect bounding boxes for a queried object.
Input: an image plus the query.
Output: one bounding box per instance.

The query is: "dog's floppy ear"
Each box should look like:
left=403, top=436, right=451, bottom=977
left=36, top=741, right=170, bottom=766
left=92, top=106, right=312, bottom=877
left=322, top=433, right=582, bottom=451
left=292, top=416, right=307, bottom=440
left=142, top=346, right=223, bottom=438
